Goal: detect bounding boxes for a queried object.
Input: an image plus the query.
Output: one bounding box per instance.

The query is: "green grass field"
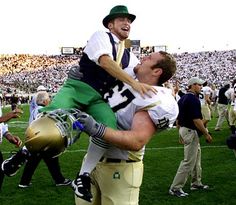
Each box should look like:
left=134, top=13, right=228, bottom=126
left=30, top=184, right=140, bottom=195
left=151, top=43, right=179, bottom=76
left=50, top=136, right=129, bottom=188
left=0, top=104, right=235, bottom=205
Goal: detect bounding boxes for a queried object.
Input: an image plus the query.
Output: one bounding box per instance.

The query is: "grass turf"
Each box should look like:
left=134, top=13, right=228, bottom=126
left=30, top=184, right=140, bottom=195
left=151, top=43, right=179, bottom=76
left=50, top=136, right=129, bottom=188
left=0, top=104, right=235, bottom=205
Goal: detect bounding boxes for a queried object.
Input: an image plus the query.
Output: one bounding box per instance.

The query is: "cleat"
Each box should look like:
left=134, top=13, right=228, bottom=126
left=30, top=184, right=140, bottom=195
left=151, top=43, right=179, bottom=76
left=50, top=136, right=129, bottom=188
left=1, top=149, right=30, bottom=177
left=56, top=178, right=72, bottom=186
left=71, top=172, right=93, bottom=202
left=18, top=183, right=32, bottom=188
left=190, top=184, right=209, bottom=191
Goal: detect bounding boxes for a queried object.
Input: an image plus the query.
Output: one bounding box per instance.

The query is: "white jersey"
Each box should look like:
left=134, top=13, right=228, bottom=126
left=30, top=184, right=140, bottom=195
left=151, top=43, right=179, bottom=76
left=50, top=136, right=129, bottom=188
left=199, top=86, right=212, bottom=105
left=104, top=83, right=179, bottom=161
left=225, top=84, right=236, bottom=110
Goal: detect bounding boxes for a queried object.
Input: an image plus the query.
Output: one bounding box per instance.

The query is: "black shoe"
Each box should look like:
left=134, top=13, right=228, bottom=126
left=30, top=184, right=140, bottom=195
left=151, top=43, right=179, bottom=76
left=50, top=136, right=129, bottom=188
left=56, top=179, right=72, bottom=186
left=190, top=184, right=209, bottom=191
left=1, top=149, right=30, bottom=177
left=169, top=188, right=189, bottom=197
left=71, top=173, right=93, bottom=202
left=18, top=183, right=32, bottom=189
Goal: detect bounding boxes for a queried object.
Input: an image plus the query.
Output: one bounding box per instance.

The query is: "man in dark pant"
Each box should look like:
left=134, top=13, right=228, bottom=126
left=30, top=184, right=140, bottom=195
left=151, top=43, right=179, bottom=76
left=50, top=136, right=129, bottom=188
left=19, top=153, right=67, bottom=187
left=169, top=77, right=213, bottom=197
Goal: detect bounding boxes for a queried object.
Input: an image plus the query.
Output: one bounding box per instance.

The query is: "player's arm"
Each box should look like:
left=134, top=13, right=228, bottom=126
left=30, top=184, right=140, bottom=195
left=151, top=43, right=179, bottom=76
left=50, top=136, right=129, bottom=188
left=78, top=110, right=156, bottom=151
left=204, top=94, right=211, bottom=105
left=99, top=55, right=156, bottom=97
left=102, top=110, right=156, bottom=151
left=4, top=131, right=22, bottom=147
left=0, top=108, right=23, bottom=123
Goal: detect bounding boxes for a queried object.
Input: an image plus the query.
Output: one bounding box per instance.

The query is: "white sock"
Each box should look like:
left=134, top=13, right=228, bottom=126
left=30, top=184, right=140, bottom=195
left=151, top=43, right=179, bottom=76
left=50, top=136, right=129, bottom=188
left=79, top=140, right=107, bottom=175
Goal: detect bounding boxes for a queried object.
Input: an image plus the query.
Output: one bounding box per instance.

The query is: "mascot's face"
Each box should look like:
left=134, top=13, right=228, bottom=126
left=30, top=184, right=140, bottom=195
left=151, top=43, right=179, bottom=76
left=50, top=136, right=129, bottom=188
left=25, top=109, right=82, bottom=157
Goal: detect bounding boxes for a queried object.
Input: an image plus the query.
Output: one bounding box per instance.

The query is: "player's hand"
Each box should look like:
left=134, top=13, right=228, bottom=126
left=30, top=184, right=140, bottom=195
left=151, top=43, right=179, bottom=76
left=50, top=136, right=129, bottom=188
left=76, top=112, right=106, bottom=138
left=131, top=81, right=157, bottom=98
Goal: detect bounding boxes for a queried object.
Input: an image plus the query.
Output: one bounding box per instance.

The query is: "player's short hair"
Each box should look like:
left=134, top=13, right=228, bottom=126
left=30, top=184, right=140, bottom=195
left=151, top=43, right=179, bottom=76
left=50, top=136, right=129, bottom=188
left=152, top=51, right=177, bottom=86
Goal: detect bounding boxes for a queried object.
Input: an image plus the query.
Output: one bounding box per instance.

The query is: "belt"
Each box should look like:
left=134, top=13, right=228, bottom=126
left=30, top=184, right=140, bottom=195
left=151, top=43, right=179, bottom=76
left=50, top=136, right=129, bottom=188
left=100, top=157, right=137, bottom=163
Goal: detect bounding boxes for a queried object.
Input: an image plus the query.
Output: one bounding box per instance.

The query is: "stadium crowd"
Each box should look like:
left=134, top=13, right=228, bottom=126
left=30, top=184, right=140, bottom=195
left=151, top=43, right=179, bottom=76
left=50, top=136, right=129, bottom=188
left=173, top=49, right=236, bottom=87
left=0, top=54, right=79, bottom=93
left=0, top=49, right=235, bottom=104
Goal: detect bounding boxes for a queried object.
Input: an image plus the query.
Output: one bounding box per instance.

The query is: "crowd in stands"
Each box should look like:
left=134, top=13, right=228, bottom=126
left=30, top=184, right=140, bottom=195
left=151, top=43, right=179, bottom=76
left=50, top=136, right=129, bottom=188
left=0, top=54, right=78, bottom=94
left=0, top=49, right=235, bottom=104
left=173, top=49, right=236, bottom=88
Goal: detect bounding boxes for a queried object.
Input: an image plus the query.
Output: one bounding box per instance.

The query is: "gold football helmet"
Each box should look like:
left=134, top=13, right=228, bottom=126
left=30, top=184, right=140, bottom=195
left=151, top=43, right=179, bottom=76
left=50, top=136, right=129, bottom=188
left=25, top=109, right=83, bottom=157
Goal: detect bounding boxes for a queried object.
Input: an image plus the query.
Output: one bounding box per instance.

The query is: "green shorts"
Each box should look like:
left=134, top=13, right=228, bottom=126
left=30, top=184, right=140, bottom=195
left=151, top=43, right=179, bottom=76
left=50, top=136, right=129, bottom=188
left=40, top=78, right=117, bottom=129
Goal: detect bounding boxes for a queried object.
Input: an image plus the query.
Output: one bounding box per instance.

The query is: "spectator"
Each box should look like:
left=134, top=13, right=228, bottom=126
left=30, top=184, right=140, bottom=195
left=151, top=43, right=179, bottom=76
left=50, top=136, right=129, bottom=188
left=0, top=50, right=236, bottom=95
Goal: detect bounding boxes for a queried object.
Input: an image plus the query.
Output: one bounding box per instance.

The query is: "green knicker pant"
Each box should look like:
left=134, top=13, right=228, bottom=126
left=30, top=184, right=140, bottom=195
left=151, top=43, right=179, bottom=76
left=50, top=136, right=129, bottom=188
left=40, top=78, right=117, bottom=129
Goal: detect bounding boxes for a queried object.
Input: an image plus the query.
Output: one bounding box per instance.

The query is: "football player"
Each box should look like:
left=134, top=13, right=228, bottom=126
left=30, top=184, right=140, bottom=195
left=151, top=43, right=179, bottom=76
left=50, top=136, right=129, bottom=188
left=73, top=51, right=178, bottom=204
left=199, top=81, right=213, bottom=130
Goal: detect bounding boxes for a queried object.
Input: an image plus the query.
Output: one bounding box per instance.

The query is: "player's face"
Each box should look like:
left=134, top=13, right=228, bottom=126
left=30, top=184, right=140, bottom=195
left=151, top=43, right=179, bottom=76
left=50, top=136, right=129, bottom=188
left=109, top=17, right=131, bottom=40
left=135, top=52, right=163, bottom=75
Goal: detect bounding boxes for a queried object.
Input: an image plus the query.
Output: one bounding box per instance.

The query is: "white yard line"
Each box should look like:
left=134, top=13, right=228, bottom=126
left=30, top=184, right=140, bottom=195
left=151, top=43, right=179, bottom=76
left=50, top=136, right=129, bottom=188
left=2, top=145, right=227, bottom=154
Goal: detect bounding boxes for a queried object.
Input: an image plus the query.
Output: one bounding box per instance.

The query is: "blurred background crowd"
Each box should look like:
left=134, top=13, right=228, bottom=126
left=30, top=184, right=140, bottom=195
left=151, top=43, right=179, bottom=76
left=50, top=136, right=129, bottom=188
left=0, top=49, right=235, bottom=107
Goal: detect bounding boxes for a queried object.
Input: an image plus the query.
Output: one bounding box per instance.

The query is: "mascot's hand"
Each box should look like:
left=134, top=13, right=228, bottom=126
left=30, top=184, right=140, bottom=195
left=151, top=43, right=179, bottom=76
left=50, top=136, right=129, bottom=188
left=76, top=112, right=106, bottom=138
